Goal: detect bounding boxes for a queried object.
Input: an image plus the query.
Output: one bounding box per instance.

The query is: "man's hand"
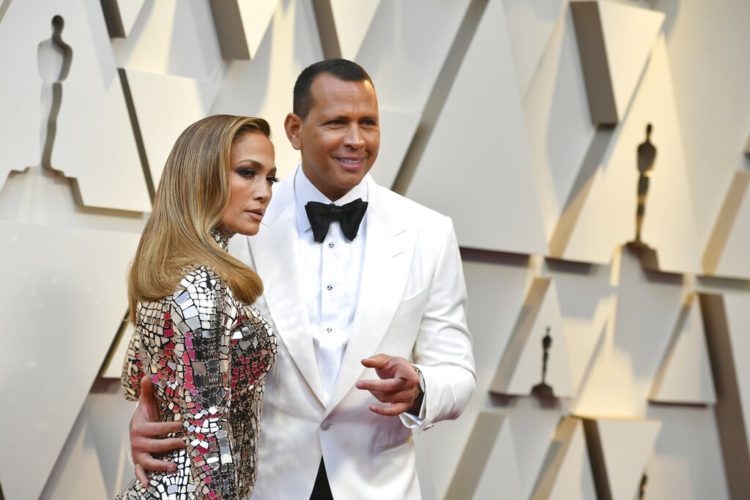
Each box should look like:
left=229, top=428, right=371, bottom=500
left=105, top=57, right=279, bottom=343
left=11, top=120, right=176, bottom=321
left=356, top=354, right=421, bottom=416
left=130, top=376, right=186, bottom=487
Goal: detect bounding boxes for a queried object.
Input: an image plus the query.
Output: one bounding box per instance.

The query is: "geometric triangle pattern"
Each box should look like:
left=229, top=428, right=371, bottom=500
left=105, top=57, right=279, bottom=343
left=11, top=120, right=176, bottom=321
left=505, top=279, right=574, bottom=397
left=571, top=0, right=664, bottom=124
left=583, top=417, right=661, bottom=500
left=1, top=2, right=749, bottom=499
left=330, top=0, right=381, bottom=60
left=209, top=0, right=280, bottom=59
left=650, top=294, right=716, bottom=405
left=122, top=69, right=217, bottom=189
left=100, top=0, right=147, bottom=38
left=502, top=0, right=566, bottom=95
left=530, top=417, right=597, bottom=500
left=0, top=222, right=140, bottom=500
left=406, top=0, right=547, bottom=254
left=704, top=170, right=750, bottom=279
left=560, top=37, right=701, bottom=274
left=491, top=278, right=568, bottom=396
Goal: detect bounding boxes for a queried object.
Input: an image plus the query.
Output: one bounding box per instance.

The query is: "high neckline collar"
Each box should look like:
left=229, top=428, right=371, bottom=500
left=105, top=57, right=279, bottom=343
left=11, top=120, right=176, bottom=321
left=211, top=227, right=231, bottom=250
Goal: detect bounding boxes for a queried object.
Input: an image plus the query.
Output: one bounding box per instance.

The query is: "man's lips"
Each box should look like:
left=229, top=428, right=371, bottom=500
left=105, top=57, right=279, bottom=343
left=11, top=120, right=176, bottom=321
left=335, top=156, right=367, bottom=171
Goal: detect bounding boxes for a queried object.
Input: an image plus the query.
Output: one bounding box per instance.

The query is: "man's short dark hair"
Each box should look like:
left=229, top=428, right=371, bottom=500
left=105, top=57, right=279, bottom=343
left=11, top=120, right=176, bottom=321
left=293, top=59, right=373, bottom=119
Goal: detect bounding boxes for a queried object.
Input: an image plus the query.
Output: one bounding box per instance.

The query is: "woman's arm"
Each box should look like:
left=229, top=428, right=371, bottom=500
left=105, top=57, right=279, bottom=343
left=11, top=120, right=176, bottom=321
left=121, top=323, right=144, bottom=401
left=170, top=269, right=238, bottom=498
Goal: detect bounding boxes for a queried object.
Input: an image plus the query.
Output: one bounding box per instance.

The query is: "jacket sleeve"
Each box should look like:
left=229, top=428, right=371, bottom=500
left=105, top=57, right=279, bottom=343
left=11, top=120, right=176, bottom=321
left=169, top=275, right=238, bottom=499
left=410, top=218, right=476, bottom=430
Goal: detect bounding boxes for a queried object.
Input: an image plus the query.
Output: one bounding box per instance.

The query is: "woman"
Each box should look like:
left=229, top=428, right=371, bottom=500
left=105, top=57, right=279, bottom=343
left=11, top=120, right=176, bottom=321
left=117, top=115, right=278, bottom=499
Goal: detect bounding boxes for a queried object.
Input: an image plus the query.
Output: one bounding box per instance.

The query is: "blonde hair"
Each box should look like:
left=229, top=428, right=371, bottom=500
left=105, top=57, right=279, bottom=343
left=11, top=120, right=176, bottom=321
left=128, top=115, right=271, bottom=321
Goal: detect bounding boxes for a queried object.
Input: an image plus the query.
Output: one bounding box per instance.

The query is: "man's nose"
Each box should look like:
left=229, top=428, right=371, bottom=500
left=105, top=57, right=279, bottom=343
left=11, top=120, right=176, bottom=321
left=343, top=125, right=365, bottom=147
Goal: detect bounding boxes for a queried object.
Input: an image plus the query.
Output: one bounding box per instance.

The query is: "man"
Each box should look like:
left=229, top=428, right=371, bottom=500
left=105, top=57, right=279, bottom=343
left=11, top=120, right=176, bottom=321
left=130, top=59, right=476, bottom=499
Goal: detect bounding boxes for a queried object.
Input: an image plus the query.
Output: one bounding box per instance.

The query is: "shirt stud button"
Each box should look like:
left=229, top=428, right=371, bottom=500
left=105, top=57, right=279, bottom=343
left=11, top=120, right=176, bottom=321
left=326, top=284, right=333, bottom=291
left=328, top=242, right=335, bottom=248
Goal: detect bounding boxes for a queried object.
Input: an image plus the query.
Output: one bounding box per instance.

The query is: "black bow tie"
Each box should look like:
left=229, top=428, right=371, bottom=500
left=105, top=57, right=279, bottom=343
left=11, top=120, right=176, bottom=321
left=305, top=198, right=368, bottom=243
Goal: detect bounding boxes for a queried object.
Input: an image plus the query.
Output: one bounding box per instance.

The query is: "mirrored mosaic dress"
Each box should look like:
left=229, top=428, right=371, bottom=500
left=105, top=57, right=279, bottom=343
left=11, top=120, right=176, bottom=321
left=117, top=246, right=276, bottom=499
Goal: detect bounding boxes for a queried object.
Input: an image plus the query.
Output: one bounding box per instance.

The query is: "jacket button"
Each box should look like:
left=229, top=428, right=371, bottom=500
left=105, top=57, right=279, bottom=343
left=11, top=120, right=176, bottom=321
left=321, top=420, right=331, bottom=430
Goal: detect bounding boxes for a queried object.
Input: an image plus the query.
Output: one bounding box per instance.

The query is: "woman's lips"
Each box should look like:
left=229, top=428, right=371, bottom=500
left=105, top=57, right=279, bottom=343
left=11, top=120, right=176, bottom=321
left=246, top=209, right=264, bottom=221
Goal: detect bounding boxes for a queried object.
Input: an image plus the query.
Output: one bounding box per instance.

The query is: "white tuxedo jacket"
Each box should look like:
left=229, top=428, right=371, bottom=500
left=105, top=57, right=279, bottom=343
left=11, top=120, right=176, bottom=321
left=229, top=174, right=476, bottom=499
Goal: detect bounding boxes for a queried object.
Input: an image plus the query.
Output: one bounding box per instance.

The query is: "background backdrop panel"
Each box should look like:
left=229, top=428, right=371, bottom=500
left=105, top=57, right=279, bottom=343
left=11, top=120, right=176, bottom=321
left=1, top=0, right=749, bottom=498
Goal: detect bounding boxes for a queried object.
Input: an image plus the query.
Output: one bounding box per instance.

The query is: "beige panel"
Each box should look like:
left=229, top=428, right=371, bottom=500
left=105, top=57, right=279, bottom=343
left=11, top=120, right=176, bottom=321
left=571, top=1, right=664, bottom=124
left=721, top=294, right=750, bottom=471
left=654, top=0, right=750, bottom=245
left=0, top=222, right=139, bottom=500
left=524, top=8, right=598, bottom=243
left=531, top=417, right=597, bottom=500
left=503, top=0, right=566, bottom=95
left=706, top=171, right=750, bottom=279
left=406, top=0, right=547, bottom=254
left=649, top=295, right=716, bottom=405
left=562, top=38, right=701, bottom=274
left=330, top=0, right=381, bottom=60
left=40, top=383, right=135, bottom=499
left=644, top=406, right=730, bottom=500
left=574, top=246, right=685, bottom=417
left=583, top=417, right=662, bottom=500
left=370, top=108, right=420, bottom=189
left=544, top=259, right=614, bottom=395
left=100, top=0, right=147, bottom=38
left=209, top=0, right=279, bottom=60
left=698, top=292, right=750, bottom=498
left=444, top=412, right=522, bottom=500
left=507, top=398, right=572, bottom=498
left=491, top=278, right=574, bottom=398
left=210, top=0, right=323, bottom=179
left=472, top=419, right=523, bottom=500
left=0, top=1, right=151, bottom=211
left=416, top=252, right=535, bottom=498
left=110, top=0, right=223, bottom=78
left=355, top=0, right=471, bottom=113
left=0, top=165, right=147, bottom=233
left=123, top=69, right=217, bottom=188
left=100, top=316, right=131, bottom=380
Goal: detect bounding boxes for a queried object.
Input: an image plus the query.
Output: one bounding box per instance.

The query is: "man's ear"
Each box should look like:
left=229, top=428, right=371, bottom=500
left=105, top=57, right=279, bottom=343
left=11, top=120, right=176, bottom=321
left=284, top=113, right=303, bottom=150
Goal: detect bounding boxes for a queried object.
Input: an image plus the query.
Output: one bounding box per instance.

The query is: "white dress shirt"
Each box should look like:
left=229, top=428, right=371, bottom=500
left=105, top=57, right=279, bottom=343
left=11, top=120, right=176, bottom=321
left=294, top=167, right=368, bottom=403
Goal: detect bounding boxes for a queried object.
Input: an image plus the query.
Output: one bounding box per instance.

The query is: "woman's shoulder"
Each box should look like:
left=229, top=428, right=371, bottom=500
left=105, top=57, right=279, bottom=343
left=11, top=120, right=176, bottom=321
left=170, top=266, right=231, bottom=312
left=177, top=265, right=226, bottom=289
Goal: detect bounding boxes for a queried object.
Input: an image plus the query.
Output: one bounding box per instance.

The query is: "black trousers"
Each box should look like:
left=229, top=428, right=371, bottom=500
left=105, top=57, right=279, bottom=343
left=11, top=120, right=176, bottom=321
left=310, top=458, right=334, bottom=500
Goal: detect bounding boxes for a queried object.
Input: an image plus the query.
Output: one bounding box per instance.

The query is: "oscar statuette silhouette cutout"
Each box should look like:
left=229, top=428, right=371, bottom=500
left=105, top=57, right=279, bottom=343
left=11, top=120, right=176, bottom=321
left=627, top=123, right=661, bottom=269
left=632, top=123, right=657, bottom=247
left=531, top=326, right=555, bottom=400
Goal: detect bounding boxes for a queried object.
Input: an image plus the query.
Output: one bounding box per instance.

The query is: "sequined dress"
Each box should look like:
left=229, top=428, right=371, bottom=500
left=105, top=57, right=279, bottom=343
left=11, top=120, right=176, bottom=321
left=117, top=236, right=277, bottom=500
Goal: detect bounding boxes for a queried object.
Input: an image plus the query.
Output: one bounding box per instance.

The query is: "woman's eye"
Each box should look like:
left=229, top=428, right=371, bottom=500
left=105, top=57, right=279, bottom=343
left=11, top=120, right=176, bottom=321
left=267, top=176, right=279, bottom=184
left=238, top=168, right=256, bottom=178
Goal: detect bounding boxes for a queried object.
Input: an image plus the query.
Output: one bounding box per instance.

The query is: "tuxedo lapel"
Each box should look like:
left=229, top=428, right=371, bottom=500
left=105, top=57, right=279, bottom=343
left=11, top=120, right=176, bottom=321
left=325, top=180, right=416, bottom=416
left=250, top=176, right=325, bottom=405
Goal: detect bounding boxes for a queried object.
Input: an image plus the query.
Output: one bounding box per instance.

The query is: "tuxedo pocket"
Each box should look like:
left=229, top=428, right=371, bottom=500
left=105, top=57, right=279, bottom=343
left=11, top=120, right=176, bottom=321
left=392, top=288, right=428, bottom=318
left=377, top=427, right=413, bottom=453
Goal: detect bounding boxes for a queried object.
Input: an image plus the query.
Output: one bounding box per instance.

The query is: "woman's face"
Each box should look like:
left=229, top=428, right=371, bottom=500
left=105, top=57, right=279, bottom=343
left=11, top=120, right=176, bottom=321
left=220, top=131, right=276, bottom=236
